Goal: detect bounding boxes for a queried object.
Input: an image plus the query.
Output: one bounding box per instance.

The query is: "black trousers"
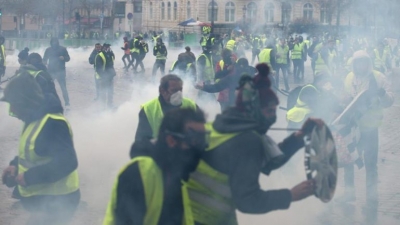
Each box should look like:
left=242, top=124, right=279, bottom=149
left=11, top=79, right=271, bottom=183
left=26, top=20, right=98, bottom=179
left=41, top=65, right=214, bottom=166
left=134, top=54, right=145, bottom=72
left=152, top=59, right=166, bottom=77
left=275, top=63, right=289, bottom=91
left=292, top=59, right=304, bottom=82
left=344, top=129, right=379, bottom=205
left=131, top=52, right=140, bottom=71
left=51, top=70, right=70, bottom=106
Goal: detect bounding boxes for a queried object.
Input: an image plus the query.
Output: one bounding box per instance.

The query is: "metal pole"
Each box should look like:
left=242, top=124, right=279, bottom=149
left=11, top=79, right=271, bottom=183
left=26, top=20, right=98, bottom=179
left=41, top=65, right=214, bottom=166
left=101, top=0, right=104, bottom=38
left=211, top=0, right=214, bottom=34
left=62, top=0, right=65, bottom=35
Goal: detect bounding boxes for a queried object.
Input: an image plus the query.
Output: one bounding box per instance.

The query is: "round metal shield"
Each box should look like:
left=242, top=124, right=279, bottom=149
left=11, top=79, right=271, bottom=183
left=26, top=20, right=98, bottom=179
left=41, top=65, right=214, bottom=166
left=304, top=125, right=338, bottom=203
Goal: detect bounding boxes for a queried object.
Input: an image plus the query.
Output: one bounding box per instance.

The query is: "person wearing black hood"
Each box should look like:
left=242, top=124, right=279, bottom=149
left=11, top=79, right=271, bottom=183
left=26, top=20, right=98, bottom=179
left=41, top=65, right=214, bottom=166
left=186, top=63, right=323, bottom=225
left=14, top=53, right=61, bottom=105
left=1, top=73, right=80, bottom=225
left=43, top=37, right=71, bottom=108
left=18, top=47, right=30, bottom=66
left=103, top=108, right=207, bottom=225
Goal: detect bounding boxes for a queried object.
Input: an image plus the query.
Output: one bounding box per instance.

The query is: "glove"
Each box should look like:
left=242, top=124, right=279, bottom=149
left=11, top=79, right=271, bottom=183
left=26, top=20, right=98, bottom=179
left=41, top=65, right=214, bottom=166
left=300, top=118, right=324, bottom=136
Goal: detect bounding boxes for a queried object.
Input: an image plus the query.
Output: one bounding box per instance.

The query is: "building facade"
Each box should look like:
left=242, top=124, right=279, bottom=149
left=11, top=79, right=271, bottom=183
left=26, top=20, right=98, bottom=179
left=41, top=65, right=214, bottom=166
left=120, top=0, right=363, bottom=32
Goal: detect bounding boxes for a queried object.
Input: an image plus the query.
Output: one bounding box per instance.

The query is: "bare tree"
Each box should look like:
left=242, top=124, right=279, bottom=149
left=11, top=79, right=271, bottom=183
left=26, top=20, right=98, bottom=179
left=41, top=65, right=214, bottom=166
left=314, top=0, right=352, bottom=27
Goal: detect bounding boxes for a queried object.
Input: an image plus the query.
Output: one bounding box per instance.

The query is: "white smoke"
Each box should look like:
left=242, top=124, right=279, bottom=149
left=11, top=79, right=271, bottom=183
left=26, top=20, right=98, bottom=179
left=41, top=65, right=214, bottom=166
left=1, top=37, right=396, bottom=225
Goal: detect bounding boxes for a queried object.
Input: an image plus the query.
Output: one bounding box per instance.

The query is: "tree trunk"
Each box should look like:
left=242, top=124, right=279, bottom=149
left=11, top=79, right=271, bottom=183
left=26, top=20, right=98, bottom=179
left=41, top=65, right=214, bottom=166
left=336, top=0, right=341, bottom=30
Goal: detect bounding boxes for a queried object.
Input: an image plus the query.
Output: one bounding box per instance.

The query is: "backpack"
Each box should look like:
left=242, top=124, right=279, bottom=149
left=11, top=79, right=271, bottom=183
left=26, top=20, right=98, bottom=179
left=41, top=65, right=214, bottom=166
left=286, top=85, right=305, bottom=111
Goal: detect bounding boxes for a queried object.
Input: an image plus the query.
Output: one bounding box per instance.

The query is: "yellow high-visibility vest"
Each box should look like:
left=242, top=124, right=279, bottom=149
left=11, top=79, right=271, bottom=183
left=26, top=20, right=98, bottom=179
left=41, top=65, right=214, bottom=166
left=18, top=113, right=79, bottom=197
left=225, top=40, right=236, bottom=51
left=141, top=98, right=197, bottom=138
left=259, top=48, right=272, bottom=68
left=196, top=54, right=215, bottom=82
left=276, top=44, right=289, bottom=64
left=186, top=123, right=240, bottom=225
left=94, top=52, right=106, bottom=79
left=286, top=84, right=319, bottom=123
left=291, top=43, right=304, bottom=60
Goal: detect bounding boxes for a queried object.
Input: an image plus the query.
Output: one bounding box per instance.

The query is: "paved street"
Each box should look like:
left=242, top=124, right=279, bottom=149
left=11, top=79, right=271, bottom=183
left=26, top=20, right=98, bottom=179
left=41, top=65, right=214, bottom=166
left=0, top=46, right=399, bottom=224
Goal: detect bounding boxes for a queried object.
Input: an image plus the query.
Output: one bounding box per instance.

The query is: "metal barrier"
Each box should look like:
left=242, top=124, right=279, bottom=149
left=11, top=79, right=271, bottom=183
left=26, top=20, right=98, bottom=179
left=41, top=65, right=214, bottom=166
left=4, top=39, right=116, bottom=51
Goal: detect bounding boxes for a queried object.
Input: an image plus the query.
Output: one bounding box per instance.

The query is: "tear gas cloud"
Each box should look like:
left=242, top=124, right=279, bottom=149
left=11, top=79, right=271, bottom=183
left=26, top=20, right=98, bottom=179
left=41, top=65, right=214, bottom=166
left=0, top=31, right=398, bottom=224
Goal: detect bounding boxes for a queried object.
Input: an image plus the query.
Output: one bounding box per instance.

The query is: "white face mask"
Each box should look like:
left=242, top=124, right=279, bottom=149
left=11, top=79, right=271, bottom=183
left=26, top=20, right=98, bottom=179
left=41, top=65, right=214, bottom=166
left=170, top=91, right=183, bottom=106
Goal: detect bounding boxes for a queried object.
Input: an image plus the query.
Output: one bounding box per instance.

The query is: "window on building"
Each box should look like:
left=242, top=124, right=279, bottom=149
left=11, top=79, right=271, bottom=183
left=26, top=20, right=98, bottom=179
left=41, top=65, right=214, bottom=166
left=281, top=2, right=291, bottom=24
left=187, top=1, right=191, bottom=19
left=161, top=2, right=165, bottom=20
left=247, top=2, right=257, bottom=20
left=150, top=2, right=153, bottom=19
left=134, top=1, right=143, bottom=13
left=303, top=3, right=313, bottom=20
left=168, top=2, right=171, bottom=20
left=264, top=3, right=274, bottom=22
left=320, top=4, right=329, bottom=24
left=208, top=1, right=218, bottom=22
left=225, top=2, right=235, bottom=22
left=174, top=1, right=178, bottom=20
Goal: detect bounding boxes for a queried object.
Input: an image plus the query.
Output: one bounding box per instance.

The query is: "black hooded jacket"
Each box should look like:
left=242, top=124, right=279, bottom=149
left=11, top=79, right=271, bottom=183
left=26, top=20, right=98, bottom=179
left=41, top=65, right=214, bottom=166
left=18, top=64, right=61, bottom=103
left=9, top=94, right=78, bottom=197
left=202, top=108, right=305, bottom=213
left=114, top=139, right=186, bottom=225
left=43, top=39, right=70, bottom=72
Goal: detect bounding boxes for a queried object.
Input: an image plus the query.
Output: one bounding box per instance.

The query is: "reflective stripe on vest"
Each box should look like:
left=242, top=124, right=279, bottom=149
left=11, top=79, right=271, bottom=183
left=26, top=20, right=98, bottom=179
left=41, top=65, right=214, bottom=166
left=171, top=60, right=178, bottom=71
left=103, top=156, right=164, bottom=225
left=291, top=43, right=303, bottom=60
left=286, top=106, right=312, bottom=123
left=187, top=123, right=239, bottom=225
left=344, top=71, right=384, bottom=129
left=259, top=48, right=272, bottom=67
left=130, top=38, right=140, bottom=53
left=155, top=46, right=167, bottom=59
left=196, top=54, right=214, bottom=82
left=141, top=98, right=197, bottom=138
left=95, top=52, right=106, bottom=79
left=201, top=36, right=208, bottom=47
left=226, top=40, right=236, bottom=51
left=1, top=45, right=5, bottom=66
left=286, top=84, right=318, bottom=123
left=18, top=114, right=79, bottom=197
left=276, top=44, right=289, bottom=64
left=219, top=59, right=238, bottom=70
left=26, top=70, right=42, bottom=78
